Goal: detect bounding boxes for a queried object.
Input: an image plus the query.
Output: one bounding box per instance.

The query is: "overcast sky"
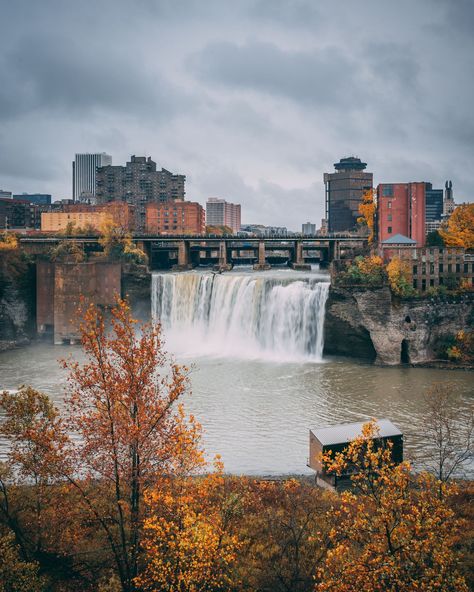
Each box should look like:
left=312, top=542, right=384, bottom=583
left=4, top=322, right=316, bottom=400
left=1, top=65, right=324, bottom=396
left=1, top=0, right=473, bottom=229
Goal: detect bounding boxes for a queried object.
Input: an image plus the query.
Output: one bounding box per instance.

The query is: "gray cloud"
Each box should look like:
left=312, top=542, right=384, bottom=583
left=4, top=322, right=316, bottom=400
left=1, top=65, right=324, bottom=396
left=190, top=41, right=366, bottom=109
left=0, top=0, right=472, bottom=226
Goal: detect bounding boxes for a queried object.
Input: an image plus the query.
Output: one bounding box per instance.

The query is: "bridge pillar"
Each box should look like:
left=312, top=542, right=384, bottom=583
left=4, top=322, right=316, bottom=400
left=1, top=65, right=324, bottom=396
left=253, top=240, right=271, bottom=270
left=289, top=240, right=311, bottom=271
left=328, top=240, right=341, bottom=262
left=173, top=240, right=192, bottom=270
left=213, top=240, right=232, bottom=271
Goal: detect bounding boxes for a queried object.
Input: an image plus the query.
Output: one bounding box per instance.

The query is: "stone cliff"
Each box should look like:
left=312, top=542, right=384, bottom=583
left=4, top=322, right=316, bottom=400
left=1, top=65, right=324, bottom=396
left=0, top=252, right=36, bottom=351
left=324, top=285, right=474, bottom=366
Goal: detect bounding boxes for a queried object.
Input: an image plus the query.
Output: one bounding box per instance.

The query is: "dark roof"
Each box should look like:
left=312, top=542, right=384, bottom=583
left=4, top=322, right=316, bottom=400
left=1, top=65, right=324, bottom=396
left=334, top=157, right=367, bottom=171
left=310, top=419, right=402, bottom=446
left=381, top=233, right=417, bottom=245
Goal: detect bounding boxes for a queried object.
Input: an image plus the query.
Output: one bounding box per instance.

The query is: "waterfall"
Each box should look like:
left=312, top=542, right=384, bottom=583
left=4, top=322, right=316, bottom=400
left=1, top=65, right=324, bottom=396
left=151, top=270, right=330, bottom=362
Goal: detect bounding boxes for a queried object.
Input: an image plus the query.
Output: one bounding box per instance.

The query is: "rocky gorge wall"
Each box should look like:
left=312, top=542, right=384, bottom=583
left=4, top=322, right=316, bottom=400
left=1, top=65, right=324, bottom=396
left=324, top=285, right=474, bottom=366
left=0, top=252, right=36, bottom=352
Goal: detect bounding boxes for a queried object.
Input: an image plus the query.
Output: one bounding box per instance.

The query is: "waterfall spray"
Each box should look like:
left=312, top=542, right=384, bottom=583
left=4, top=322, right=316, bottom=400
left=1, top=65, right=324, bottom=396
left=152, top=270, right=330, bottom=362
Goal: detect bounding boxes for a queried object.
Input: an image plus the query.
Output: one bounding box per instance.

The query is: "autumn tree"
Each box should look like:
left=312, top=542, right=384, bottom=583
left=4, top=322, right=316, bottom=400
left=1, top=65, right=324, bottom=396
left=60, top=298, right=204, bottom=592
left=0, top=533, right=48, bottom=592
left=240, top=479, right=332, bottom=592
left=137, top=458, right=242, bottom=592
left=439, top=203, right=474, bottom=249
left=357, top=189, right=376, bottom=244
left=99, top=220, right=147, bottom=265
left=0, top=387, right=68, bottom=564
left=315, top=421, right=468, bottom=592
left=386, top=255, right=415, bottom=296
left=49, top=239, right=86, bottom=263
left=419, top=383, right=474, bottom=486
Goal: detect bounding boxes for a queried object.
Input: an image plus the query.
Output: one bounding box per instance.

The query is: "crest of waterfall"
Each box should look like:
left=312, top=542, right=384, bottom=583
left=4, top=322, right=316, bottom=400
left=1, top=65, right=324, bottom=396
left=152, top=270, right=330, bottom=362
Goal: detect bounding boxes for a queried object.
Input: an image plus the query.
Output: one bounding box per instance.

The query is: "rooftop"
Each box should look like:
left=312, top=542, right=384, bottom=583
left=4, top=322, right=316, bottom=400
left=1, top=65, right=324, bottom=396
left=311, top=419, right=402, bottom=446
left=381, top=233, right=417, bottom=245
left=334, top=156, right=367, bottom=171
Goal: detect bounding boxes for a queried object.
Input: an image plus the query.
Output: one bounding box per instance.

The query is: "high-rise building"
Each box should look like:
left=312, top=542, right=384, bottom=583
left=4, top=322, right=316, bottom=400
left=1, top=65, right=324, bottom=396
left=0, top=190, right=12, bottom=199
left=72, top=153, right=112, bottom=202
left=206, top=198, right=241, bottom=233
left=145, top=201, right=205, bottom=235
left=324, top=157, right=373, bottom=232
left=302, top=222, right=316, bottom=235
left=443, top=180, right=455, bottom=218
left=377, top=182, right=426, bottom=246
left=13, top=193, right=52, bottom=206
left=425, top=183, right=443, bottom=222
left=95, top=155, right=185, bottom=229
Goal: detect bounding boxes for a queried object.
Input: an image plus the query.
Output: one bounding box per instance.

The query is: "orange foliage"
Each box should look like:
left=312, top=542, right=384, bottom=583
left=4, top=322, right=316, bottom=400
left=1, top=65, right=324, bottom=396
left=137, top=458, right=242, bottom=592
left=357, top=189, right=376, bottom=244
left=386, top=255, right=414, bottom=296
left=316, top=421, right=468, bottom=592
left=60, top=298, right=205, bottom=591
left=439, top=203, right=474, bottom=249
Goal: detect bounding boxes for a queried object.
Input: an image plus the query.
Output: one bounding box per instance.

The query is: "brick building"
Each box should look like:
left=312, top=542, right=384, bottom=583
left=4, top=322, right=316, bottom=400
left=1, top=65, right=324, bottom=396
left=145, top=201, right=205, bottom=235
left=0, top=197, right=40, bottom=229
left=206, top=198, right=241, bottom=233
left=41, top=202, right=135, bottom=232
left=377, top=182, right=426, bottom=247
left=324, top=157, right=373, bottom=233
left=380, top=239, right=474, bottom=291
left=95, top=155, right=185, bottom=229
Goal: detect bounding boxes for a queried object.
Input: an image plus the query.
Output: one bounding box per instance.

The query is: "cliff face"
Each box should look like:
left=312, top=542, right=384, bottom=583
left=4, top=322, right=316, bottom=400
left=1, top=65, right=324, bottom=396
left=324, top=285, right=474, bottom=366
left=0, top=253, right=36, bottom=351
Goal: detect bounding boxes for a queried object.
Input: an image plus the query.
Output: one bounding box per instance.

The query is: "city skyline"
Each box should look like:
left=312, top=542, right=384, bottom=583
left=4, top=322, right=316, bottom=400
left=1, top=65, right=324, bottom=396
left=1, top=0, right=473, bottom=228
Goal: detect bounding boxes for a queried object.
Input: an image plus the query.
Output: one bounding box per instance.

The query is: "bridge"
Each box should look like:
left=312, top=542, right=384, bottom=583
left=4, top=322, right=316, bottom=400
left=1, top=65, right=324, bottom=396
left=19, top=234, right=367, bottom=270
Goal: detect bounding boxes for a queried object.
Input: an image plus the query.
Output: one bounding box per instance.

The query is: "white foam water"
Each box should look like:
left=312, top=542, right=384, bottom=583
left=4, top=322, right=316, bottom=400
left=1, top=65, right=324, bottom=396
left=151, top=269, right=330, bottom=362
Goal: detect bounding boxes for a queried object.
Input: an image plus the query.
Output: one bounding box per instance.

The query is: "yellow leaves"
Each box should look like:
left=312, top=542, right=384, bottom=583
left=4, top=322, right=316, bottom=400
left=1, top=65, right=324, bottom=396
left=439, top=203, right=474, bottom=249
left=316, top=421, right=468, bottom=592
left=386, top=255, right=414, bottom=297
left=358, top=189, right=376, bottom=244
left=0, top=231, right=19, bottom=251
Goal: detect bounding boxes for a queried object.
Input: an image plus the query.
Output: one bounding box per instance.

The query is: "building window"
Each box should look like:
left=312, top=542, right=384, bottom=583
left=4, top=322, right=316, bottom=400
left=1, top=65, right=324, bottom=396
left=388, top=201, right=392, bottom=209
left=422, top=279, right=426, bottom=291
left=448, top=263, right=452, bottom=272
left=382, top=185, right=394, bottom=197
left=464, top=263, right=469, bottom=273
left=430, top=264, right=434, bottom=274
left=456, top=264, right=460, bottom=273
left=430, top=279, right=434, bottom=287
left=387, top=226, right=392, bottom=234
left=413, top=265, right=418, bottom=274
left=387, top=214, right=392, bottom=221
left=413, top=279, right=418, bottom=289
left=439, top=263, right=443, bottom=273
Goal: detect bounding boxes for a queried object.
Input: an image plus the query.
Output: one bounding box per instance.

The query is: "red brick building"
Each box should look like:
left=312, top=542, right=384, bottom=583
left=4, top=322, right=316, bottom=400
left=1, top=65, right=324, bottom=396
left=145, top=201, right=205, bottom=235
left=377, top=183, right=426, bottom=247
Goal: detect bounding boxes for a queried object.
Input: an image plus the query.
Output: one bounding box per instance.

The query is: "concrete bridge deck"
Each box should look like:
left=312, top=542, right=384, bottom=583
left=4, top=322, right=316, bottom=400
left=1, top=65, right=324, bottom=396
left=19, top=234, right=367, bottom=270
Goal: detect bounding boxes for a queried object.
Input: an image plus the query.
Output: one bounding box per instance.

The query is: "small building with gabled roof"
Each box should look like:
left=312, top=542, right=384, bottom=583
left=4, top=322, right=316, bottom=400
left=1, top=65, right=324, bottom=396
left=308, top=419, right=403, bottom=491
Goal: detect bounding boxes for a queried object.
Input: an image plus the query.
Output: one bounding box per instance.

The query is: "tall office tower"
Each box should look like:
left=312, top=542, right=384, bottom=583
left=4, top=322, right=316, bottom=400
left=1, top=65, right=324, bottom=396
left=206, top=198, right=241, bottom=233
left=424, top=183, right=443, bottom=222
left=95, top=155, right=186, bottom=229
left=302, top=222, right=316, bottom=235
left=324, top=157, right=373, bottom=232
left=377, top=182, right=426, bottom=246
left=72, top=153, right=112, bottom=202
left=443, top=180, right=455, bottom=218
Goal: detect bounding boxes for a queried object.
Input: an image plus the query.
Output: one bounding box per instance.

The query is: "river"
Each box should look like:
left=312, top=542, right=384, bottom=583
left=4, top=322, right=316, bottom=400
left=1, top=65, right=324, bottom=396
left=0, top=267, right=472, bottom=475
